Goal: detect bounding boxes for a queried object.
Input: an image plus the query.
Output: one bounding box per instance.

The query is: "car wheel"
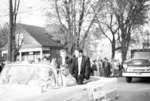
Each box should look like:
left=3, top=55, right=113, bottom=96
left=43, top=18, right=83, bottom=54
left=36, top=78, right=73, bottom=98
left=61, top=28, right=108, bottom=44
left=126, top=77, right=132, bottom=83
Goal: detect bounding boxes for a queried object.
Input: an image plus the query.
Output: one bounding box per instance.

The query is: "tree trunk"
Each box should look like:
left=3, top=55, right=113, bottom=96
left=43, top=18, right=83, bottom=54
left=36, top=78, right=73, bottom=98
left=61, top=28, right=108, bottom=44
left=121, top=29, right=131, bottom=63
left=121, top=40, right=128, bottom=63
left=111, top=43, right=115, bottom=60
left=111, top=36, right=116, bottom=60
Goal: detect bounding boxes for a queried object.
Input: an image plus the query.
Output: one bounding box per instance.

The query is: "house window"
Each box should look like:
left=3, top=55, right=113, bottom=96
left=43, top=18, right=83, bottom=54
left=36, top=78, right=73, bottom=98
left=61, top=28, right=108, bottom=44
left=22, top=51, right=42, bottom=62
left=43, top=50, right=50, bottom=57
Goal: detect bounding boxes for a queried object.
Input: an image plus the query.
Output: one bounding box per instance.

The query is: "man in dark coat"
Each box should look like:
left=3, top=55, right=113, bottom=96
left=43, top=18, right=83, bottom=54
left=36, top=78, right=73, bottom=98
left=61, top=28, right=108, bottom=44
left=91, top=60, right=97, bottom=76
left=72, top=49, right=91, bottom=84
left=103, top=57, right=112, bottom=77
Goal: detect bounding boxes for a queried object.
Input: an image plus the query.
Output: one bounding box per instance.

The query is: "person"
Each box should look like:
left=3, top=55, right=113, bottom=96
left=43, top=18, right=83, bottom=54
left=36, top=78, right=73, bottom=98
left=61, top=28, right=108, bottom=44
left=59, top=66, right=76, bottom=87
left=72, top=49, right=91, bottom=84
left=111, top=59, right=121, bottom=77
left=103, top=57, right=112, bottom=77
left=57, top=49, right=73, bottom=73
left=91, top=60, right=97, bottom=76
left=97, top=59, right=104, bottom=76
left=0, top=62, right=4, bottom=73
left=35, top=58, right=41, bottom=63
left=50, top=58, right=58, bottom=69
left=118, top=62, right=123, bottom=77
left=42, top=57, right=50, bottom=64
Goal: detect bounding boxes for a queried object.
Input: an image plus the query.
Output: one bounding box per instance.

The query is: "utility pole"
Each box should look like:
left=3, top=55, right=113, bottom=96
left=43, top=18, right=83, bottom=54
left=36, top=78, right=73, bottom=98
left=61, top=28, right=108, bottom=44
left=8, top=0, right=13, bottom=62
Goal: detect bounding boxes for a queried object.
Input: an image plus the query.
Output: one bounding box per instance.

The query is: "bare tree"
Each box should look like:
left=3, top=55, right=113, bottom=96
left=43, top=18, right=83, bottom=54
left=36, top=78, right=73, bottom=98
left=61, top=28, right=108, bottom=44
left=93, top=1, right=119, bottom=59
left=52, top=0, right=106, bottom=54
left=94, top=0, right=150, bottom=62
left=112, top=0, right=150, bottom=62
left=0, top=24, right=9, bottom=48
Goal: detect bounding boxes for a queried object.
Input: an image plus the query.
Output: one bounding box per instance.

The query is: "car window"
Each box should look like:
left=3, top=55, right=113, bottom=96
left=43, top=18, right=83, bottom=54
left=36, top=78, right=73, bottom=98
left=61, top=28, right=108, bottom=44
left=133, top=52, right=150, bottom=59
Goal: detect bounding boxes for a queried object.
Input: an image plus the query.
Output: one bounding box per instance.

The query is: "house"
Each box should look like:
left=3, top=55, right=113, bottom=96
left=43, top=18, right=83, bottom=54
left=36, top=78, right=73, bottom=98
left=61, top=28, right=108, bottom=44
left=1, top=23, right=63, bottom=62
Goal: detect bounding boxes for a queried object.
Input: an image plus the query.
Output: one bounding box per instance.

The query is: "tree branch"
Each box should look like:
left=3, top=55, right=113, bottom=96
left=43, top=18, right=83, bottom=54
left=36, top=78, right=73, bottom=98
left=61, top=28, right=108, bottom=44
left=110, top=14, right=113, bottom=27
left=82, top=0, right=103, bottom=42
left=91, top=2, right=113, bottom=43
left=55, top=0, right=66, bottom=27
left=78, top=0, right=85, bottom=36
left=16, top=0, right=20, bottom=14
left=96, top=17, right=112, bottom=43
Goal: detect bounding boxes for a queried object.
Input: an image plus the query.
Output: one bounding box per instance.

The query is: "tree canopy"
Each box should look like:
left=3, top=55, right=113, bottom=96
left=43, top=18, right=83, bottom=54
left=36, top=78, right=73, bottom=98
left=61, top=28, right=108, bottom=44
left=46, top=0, right=150, bottom=60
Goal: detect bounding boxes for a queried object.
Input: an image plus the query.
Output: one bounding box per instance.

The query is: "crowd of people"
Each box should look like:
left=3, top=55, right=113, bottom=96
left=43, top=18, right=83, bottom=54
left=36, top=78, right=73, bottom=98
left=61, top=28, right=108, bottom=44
left=30, top=48, right=122, bottom=85
left=91, top=58, right=122, bottom=77
left=0, top=48, right=122, bottom=86
left=48, top=48, right=123, bottom=85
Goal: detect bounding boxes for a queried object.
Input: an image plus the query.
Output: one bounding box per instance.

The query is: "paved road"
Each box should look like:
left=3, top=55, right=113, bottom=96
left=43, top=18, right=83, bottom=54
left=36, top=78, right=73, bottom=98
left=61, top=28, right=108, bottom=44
left=117, top=77, right=150, bottom=101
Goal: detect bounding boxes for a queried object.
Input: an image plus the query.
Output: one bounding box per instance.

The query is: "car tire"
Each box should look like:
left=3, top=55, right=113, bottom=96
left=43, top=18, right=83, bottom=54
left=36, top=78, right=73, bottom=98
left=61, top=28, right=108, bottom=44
left=126, top=77, right=132, bottom=83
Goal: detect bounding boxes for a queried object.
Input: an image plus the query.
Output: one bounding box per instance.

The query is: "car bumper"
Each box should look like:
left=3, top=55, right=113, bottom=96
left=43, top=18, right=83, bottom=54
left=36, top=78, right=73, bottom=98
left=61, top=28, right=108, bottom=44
left=122, top=72, right=150, bottom=77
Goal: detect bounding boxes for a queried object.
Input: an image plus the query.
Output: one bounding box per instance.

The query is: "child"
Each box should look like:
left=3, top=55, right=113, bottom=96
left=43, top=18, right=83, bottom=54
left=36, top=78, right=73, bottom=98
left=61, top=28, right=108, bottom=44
left=59, top=66, right=76, bottom=87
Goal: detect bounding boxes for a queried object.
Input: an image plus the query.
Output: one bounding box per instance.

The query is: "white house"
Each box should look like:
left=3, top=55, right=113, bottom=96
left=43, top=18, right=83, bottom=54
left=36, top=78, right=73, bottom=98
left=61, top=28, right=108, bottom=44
left=1, top=23, right=62, bottom=62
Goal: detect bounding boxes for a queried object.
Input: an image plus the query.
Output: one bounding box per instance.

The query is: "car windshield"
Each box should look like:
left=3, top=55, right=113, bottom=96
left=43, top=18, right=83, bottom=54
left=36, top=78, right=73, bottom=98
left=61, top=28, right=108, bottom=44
left=0, top=64, right=56, bottom=87
left=132, top=51, right=150, bottom=59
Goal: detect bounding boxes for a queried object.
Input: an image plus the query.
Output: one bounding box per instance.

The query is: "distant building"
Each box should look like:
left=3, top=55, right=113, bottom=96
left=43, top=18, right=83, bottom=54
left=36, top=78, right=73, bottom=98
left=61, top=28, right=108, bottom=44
left=1, top=23, right=63, bottom=62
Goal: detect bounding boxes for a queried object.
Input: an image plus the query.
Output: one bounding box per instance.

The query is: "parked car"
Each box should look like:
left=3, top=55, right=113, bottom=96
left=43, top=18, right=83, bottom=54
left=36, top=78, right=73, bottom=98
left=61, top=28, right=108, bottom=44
left=0, top=62, right=118, bottom=101
left=122, top=49, right=150, bottom=83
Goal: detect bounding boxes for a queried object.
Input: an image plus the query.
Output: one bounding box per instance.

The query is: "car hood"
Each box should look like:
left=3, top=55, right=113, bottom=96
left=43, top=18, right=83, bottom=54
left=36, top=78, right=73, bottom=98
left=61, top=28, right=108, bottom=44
left=0, top=77, right=99, bottom=101
left=0, top=77, right=117, bottom=101
left=0, top=84, right=41, bottom=101
left=0, top=84, right=90, bottom=101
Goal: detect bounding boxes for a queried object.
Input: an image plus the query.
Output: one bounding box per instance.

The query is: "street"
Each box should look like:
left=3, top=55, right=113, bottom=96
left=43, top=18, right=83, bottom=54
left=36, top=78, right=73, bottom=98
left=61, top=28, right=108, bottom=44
left=117, top=77, right=150, bottom=101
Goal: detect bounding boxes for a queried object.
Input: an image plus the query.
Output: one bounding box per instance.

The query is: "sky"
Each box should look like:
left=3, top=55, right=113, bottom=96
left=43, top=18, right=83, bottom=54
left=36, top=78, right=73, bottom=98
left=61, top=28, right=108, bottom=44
left=0, top=0, right=50, bottom=27
left=0, top=0, right=149, bottom=29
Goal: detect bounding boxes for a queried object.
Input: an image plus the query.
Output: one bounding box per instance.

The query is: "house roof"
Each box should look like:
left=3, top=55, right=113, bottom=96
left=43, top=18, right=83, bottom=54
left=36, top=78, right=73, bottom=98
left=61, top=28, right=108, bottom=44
left=18, top=23, right=62, bottom=48
left=1, top=24, right=63, bottom=51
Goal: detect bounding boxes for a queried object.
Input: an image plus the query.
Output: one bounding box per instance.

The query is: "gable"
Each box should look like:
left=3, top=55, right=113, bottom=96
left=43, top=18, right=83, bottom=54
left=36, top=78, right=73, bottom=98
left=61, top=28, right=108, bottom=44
left=17, top=25, right=42, bottom=49
left=19, top=24, right=62, bottom=48
left=1, top=26, right=41, bottom=51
